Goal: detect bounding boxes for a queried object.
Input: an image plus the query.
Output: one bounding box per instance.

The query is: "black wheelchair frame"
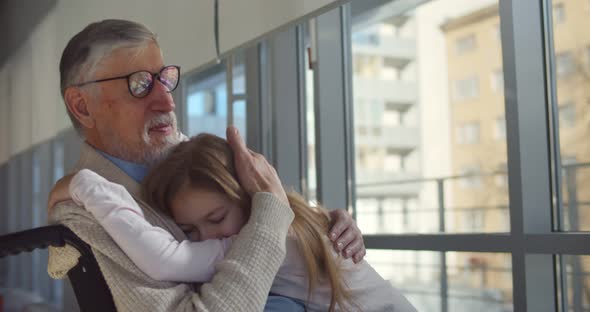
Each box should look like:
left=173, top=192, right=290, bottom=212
left=0, top=225, right=116, bottom=312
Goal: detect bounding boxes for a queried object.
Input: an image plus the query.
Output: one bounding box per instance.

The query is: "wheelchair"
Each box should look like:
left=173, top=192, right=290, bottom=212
left=0, top=225, right=116, bottom=312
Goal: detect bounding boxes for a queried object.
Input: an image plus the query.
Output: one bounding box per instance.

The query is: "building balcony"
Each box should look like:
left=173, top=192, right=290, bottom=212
left=353, top=77, right=417, bottom=111
left=355, top=125, right=419, bottom=154
left=352, top=36, right=415, bottom=68
left=355, top=170, right=423, bottom=198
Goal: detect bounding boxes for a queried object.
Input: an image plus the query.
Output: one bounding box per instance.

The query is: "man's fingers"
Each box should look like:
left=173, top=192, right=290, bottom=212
left=226, top=126, right=248, bottom=155
left=353, top=248, right=366, bottom=264
left=342, top=237, right=364, bottom=259
left=333, top=227, right=356, bottom=252
left=328, top=209, right=351, bottom=242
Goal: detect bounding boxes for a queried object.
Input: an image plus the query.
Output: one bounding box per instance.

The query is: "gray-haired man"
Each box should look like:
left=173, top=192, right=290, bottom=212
left=48, top=19, right=366, bottom=311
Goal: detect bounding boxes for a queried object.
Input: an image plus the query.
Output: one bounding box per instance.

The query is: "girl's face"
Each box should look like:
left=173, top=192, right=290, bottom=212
left=170, top=183, right=247, bottom=241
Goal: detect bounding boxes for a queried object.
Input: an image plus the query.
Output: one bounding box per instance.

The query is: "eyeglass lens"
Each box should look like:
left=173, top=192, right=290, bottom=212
left=128, top=66, right=179, bottom=98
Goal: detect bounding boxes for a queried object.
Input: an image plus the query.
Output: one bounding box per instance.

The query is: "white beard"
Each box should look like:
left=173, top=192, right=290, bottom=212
left=99, top=112, right=182, bottom=165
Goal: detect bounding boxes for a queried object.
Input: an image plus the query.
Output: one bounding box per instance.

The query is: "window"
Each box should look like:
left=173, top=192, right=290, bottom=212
left=495, top=163, right=508, bottom=187
left=453, top=76, right=479, bottom=101
left=383, top=104, right=401, bottom=126
left=559, top=103, right=575, bottom=128
left=556, top=51, right=575, bottom=78
left=490, top=69, right=503, bottom=93
left=459, top=165, right=482, bottom=189
left=384, top=152, right=402, bottom=172
left=463, top=210, right=484, bottom=232
left=347, top=0, right=510, bottom=309
left=495, top=117, right=506, bottom=140
left=455, top=34, right=476, bottom=54
left=493, top=24, right=501, bottom=41
left=457, top=122, right=480, bottom=145
left=553, top=3, right=566, bottom=24
left=551, top=0, right=590, bottom=235
left=184, top=56, right=246, bottom=138
left=353, top=55, right=379, bottom=77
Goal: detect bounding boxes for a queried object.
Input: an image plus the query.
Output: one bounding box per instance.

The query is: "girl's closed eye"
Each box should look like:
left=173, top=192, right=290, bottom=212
left=209, top=211, right=226, bottom=224
left=210, top=215, right=225, bottom=224
left=208, top=206, right=227, bottom=224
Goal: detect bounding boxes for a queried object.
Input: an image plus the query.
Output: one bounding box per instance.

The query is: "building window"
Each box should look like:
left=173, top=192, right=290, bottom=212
left=457, top=122, right=480, bottom=145
left=553, top=3, right=566, bottom=24
left=383, top=103, right=401, bottom=126
left=495, top=163, right=508, bottom=187
left=384, top=150, right=402, bottom=172
left=559, top=103, right=576, bottom=128
left=459, top=165, right=482, bottom=189
left=358, top=125, right=368, bottom=136
left=463, top=210, right=485, bottom=232
left=455, top=34, right=476, bottom=54
left=490, top=69, right=504, bottom=93
left=493, top=24, right=501, bottom=41
left=453, top=76, right=479, bottom=101
left=556, top=51, right=575, bottom=78
left=495, top=117, right=506, bottom=140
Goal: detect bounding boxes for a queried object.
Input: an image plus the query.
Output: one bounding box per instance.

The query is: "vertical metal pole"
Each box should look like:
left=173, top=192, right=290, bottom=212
left=226, top=56, right=234, bottom=127
left=437, top=178, right=448, bottom=312
left=565, top=168, right=582, bottom=311
left=377, top=197, right=384, bottom=232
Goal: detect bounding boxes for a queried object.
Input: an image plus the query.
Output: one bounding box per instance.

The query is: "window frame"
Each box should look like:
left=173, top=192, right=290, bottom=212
left=225, top=1, right=590, bottom=311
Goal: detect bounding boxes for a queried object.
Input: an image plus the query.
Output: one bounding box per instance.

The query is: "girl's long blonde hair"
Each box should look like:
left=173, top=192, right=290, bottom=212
left=142, top=133, right=354, bottom=311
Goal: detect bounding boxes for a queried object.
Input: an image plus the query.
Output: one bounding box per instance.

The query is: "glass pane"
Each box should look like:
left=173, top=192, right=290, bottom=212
left=185, top=64, right=228, bottom=138
left=551, top=1, right=590, bottom=231
left=232, top=52, right=246, bottom=95
left=366, top=250, right=513, bottom=311
left=351, top=0, right=509, bottom=234
left=233, top=99, right=247, bottom=138
left=447, top=252, right=513, bottom=311
left=562, top=255, right=590, bottom=311
left=366, top=250, right=441, bottom=311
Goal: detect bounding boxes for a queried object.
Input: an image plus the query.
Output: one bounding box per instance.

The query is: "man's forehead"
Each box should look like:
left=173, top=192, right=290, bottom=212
left=97, top=43, right=164, bottom=75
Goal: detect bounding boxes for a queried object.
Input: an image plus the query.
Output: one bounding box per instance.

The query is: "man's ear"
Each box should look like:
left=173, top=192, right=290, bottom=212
left=64, top=87, right=95, bottom=129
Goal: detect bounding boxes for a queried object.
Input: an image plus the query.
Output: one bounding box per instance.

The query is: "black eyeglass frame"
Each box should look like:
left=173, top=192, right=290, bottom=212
left=73, top=65, right=181, bottom=98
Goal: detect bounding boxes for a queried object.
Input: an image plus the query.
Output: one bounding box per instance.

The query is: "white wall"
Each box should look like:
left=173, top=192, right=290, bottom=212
left=0, top=0, right=347, bottom=162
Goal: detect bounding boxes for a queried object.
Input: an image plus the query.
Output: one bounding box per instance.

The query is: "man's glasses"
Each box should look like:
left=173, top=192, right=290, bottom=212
left=74, top=65, right=181, bottom=98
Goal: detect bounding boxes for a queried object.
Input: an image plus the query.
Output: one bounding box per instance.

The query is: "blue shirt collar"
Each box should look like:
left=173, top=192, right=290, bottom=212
left=96, top=149, right=149, bottom=183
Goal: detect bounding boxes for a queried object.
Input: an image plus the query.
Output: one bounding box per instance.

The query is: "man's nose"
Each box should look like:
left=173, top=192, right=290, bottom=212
left=148, top=80, right=176, bottom=113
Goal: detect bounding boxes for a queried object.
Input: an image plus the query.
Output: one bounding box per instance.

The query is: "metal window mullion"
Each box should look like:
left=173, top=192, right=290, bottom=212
left=501, top=1, right=556, bottom=311
left=364, top=233, right=590, bottom=253
left=226, top=56, right=234, bottom=127
left=245, top=42, right=274, bottom=161
left=340, top=4, right=357, bottom=217
left=245, top=44, right=263, bottom=152
left=314, top=6, right=353, bottom=210
left=266, top=25, right=305, bottom=192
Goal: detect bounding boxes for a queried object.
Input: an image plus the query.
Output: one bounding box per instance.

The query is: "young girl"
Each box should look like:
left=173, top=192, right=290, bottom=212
left=67, top=134, right=415, bottom=311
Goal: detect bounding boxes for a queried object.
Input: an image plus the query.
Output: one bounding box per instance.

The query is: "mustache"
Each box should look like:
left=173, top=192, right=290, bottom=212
left=145, top=113, right=176, bottom=130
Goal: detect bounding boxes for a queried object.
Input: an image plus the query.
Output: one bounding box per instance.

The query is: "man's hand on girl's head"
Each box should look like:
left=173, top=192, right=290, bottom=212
left=226, top=126, right=289, bottom=205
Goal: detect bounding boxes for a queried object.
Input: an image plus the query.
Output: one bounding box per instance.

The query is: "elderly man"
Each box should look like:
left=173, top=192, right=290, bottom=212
left=47, top=19, right=366, bottom=311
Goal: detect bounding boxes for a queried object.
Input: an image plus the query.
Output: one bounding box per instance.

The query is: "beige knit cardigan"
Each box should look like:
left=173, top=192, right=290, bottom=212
left=47, top=142, right=294, bottom=311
